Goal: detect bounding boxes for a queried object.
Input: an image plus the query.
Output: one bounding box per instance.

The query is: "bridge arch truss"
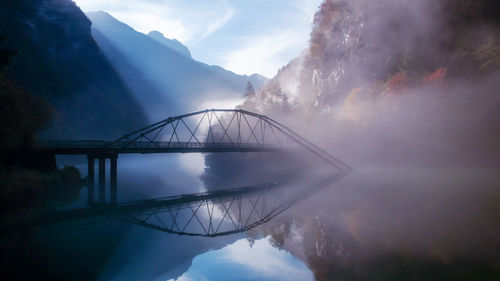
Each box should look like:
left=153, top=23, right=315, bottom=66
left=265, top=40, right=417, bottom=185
left=111, top=109, right=351, bottom=171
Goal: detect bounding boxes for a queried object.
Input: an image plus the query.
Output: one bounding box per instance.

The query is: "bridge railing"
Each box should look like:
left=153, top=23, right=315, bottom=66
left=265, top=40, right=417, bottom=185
left=40, top=140, right=281, bottom=150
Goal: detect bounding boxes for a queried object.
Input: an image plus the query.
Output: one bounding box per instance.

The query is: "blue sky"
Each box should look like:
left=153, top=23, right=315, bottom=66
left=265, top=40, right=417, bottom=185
left=73, top=0, right=322, bottom=77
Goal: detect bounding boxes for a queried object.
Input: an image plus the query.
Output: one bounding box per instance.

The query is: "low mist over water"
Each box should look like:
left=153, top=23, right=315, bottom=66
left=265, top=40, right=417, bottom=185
left=1, top=0, right=499, bottom=280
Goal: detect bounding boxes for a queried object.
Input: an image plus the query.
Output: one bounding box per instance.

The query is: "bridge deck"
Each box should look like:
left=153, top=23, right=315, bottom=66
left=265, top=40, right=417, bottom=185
left=39, top=140, right=281, bottom=155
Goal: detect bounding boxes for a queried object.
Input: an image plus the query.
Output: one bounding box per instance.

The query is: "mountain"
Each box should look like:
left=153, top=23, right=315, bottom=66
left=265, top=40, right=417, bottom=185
left=86, top=11, right=267, bottom=120
left=147, top=30, right=191, bottom=58
left=0, top=0, right=147, bottom=139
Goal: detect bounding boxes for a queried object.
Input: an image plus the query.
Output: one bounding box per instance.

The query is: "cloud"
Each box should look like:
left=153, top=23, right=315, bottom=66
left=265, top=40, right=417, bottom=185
left=111, top=10, right=187, bottom=41
left=73, top=0, right=234, bottom=43
left=197, top=8, right=235, bottom=42
left=73, top=0, right=322, bottom=77
left=210, top=0, right=322, bottom=77
left=221, top=31, right=307, bottom=77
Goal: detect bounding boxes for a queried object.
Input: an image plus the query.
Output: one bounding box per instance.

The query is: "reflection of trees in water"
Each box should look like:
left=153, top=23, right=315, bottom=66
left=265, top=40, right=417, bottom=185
left=247, top=170, right=500, bottom=281
left=199, top=110, right=500, bottom=281
left=202, top=151, right=321, bottom=190
left=216, top=0, right=500, bottom=279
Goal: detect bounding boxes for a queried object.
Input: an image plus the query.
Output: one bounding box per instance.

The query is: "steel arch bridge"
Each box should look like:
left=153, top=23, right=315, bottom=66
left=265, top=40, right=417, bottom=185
left=43, top=109, right=350, bottom=170
left=113, top=108, right=349, bottom=169
left=38, top=109, right=351, bottom=236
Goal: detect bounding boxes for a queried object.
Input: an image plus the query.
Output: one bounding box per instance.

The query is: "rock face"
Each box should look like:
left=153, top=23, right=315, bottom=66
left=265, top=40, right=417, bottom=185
left=87, top=11, right=267, bottom=119
left=246, top=0, right=500, bottom=112
left=0, top=0, right=147, bottom=139
left=241, top=0, right=500, bottom=167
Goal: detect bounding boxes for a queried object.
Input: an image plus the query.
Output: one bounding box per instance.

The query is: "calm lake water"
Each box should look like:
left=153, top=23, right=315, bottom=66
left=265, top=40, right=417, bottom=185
left=12, top=151, right=499, bottom=281
left=45, top=153, right=329, bottom=280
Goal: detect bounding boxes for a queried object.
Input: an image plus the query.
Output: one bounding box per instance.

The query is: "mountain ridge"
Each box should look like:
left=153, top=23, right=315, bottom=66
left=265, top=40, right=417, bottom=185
left=86, top=11, right=267, bottom=120
left=147, top=30, right=191, bottom=58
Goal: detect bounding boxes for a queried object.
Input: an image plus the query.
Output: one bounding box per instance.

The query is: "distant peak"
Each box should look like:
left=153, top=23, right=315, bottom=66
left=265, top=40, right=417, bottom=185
left=250, top=73, right=269, bottom=80
left=86, top=10, right=120, bottom=24
left=147, top=30, right=191, bottom=58
left=147, top=30, right=164, bottom=37
left=86, top=10, right=112, bottom=18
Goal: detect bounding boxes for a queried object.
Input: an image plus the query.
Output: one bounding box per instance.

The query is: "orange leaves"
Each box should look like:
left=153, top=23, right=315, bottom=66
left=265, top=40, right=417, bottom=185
left=422, top=68, right=446, bottom=83
left=339, top=87, right=363, bottom=121
left=384, top=68, right=446, bottom=94
left=386, top=72, right=407, bottom=92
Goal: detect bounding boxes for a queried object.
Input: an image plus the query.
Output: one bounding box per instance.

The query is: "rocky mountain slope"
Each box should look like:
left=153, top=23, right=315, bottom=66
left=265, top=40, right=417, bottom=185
left=87, top=11, right=267, bottom=119
left=147, top=30, right=191, bottom=58
left=0, top=0, right=147, bottom=139
left=240, top=0, right=500, bottom=168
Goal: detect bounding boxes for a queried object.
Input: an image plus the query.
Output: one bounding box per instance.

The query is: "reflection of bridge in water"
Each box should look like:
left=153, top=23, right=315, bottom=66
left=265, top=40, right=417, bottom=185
left=40, top=109, right=351, bottom=236
left=45, top=174, right=344, bottom=237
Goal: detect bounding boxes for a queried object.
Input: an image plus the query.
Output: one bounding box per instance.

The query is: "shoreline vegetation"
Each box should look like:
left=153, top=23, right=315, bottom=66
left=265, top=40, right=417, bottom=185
left=0, top=41, right=83, bottom=226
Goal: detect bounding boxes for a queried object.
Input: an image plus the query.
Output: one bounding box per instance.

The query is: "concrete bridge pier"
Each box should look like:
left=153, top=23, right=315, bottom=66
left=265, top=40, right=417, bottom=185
left=87, top=153, right=118, bottom=206
left=98, top=158, right=105, bottom=203
left=87, top=155, right=95, bottom=205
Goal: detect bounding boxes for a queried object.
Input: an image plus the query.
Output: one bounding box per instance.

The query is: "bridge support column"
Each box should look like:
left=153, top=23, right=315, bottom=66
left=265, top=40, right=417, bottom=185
left=98, top=157, right=106, bottom=203
left=110, top=154, right=118, bottom=205
left=87, top=155, right=95, bottom=205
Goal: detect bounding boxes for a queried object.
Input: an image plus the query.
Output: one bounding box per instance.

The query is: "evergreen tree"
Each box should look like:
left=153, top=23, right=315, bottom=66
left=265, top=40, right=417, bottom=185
left=244, top=81, right=255, bottom=98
